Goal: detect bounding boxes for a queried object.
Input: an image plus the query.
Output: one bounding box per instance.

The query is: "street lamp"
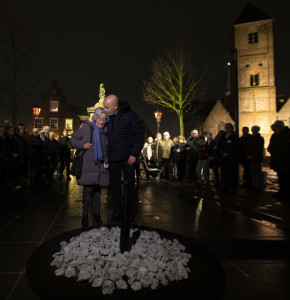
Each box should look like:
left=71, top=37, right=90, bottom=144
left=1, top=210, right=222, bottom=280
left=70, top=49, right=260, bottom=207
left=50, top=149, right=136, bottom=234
left=154, top=109, right=162, bottom=134
left=33, top=104, right=41, bottom=119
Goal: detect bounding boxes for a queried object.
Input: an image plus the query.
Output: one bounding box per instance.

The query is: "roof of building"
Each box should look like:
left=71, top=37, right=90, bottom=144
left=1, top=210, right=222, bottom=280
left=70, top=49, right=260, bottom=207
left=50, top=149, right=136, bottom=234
left=235, top=3, right=271, bottom=25
left=277, top=96, right=290, bottom=112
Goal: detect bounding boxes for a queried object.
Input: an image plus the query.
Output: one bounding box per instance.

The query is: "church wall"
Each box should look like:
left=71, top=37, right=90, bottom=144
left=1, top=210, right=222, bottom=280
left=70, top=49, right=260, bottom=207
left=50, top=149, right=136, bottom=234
left=202, top=101, right=234, bottom=137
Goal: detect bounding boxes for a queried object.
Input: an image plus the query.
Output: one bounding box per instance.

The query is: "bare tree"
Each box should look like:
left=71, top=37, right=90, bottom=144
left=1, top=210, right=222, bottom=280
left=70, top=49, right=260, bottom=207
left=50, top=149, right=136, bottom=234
left=0, top=14, right=45, bottom=125
left=143, top=47, right=204, bottom=136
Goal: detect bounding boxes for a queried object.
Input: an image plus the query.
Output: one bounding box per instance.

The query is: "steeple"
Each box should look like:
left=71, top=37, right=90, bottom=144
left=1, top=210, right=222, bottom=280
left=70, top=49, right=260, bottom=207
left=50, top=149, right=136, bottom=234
left=235, top=3, right=271, bottom=24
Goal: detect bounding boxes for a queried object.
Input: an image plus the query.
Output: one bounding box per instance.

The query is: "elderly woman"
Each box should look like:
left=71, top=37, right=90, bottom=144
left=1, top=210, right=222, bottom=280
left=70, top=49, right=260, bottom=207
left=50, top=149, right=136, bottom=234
left=70, top=107, right=110, bottom=227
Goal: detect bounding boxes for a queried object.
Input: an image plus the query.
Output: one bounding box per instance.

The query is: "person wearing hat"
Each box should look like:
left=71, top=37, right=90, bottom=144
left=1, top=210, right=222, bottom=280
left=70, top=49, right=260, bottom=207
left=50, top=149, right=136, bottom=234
left=267, top=120, right=290, bottom=201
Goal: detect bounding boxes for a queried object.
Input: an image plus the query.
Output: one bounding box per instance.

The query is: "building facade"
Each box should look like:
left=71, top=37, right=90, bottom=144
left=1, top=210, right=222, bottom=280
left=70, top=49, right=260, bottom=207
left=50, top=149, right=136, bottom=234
left=26, top=81, right=82, bottom=139
left=202, top=4, right=290, bottom=148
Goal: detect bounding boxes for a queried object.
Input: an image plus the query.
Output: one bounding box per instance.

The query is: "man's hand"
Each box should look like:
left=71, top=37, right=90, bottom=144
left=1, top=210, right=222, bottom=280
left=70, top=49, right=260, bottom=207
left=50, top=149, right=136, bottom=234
left=83, top=143, right=92, bottom=149
left=127, top=155, right=136, bottom=165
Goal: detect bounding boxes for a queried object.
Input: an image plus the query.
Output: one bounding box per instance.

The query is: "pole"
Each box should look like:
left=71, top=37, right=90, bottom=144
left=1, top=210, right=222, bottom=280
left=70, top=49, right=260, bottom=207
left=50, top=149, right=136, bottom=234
left=120, top=180, right=130, bottom=253
left=157, top=121, right=160, bottom=134
left=233, top=48, right=239, bottom=135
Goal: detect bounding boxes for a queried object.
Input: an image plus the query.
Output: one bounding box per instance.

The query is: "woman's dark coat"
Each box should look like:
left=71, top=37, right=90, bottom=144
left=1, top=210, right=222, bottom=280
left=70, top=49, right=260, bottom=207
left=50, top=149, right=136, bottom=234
left=70, top=122, right=110, bottom=186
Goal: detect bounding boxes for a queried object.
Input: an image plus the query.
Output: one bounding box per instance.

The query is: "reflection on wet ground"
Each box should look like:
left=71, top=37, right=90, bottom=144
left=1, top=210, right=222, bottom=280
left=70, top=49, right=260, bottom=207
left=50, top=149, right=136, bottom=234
left=0, top=166, right=289, bottom=299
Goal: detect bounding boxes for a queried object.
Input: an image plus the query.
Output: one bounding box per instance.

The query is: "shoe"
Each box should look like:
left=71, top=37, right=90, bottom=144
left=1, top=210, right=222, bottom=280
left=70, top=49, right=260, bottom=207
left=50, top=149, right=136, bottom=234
left=93, top=212, right=102, bottom=226
left=81, top=214, right=89, bottom=227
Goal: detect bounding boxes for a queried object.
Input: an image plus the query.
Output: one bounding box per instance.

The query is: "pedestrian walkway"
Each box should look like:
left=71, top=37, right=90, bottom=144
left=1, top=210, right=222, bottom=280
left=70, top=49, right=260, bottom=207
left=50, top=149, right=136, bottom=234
left=0, top=166, right=289, bottom=299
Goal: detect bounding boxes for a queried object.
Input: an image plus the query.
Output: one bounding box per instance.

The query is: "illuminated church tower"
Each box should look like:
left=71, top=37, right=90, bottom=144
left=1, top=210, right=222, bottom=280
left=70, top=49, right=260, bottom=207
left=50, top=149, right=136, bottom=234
left=234, top=3, right=277, bottom=146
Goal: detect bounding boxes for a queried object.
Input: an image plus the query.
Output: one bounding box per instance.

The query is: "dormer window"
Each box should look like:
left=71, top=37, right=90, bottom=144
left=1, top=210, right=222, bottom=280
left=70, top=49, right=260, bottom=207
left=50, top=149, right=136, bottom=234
left=248, top=32, right=258, bottom=44
left=250, top=74, right=259, bottom=86
left=50, top=100, right=59, bottom=112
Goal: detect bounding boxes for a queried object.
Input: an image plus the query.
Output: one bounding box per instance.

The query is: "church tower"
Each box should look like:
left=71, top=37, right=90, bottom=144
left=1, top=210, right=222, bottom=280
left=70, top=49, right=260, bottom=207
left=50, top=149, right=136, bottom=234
left=234, top=3, right=276, bottom=146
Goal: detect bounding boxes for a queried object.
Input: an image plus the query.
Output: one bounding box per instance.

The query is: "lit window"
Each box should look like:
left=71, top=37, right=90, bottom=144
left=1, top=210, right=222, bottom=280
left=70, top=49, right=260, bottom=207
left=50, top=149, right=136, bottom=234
left=250, top=74, right=259, bottom=86
left=248, top=32, right=258, bottom=44
left=50, top=100, right=59, bottom=112
left=65, top=119, right=73, bottom=130
left=50, top=118, right=58, bottom=130
left=34, top=118, right=43, bottom=129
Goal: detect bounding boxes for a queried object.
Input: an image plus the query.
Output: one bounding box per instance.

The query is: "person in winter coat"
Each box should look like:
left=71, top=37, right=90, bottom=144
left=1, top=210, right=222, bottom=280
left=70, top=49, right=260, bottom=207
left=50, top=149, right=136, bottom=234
left=246, top=126, right=264, bottom=190
left=103, top=94, right=145, bottom=222
left=185, top=129, right=199, bottom=182
left=196, top=135, right=212, bottom=187
left=70, top=107, right=110, bottom=227
left=43, top=131, right=59, bottom=181
left=217, top=123, right=240, bottom=194
left=158, top=131, right=174, bottom=179
left=239, top=126, right=252, bottom=187
left=4, top=126, right=20, bottom=189
left=28, top=128, right=44, bottom=184
left=267, top=120, right=290, bottom=201
left=58, top=129, right=71, bottom=181
left=172, top=135, right=187, bottom=182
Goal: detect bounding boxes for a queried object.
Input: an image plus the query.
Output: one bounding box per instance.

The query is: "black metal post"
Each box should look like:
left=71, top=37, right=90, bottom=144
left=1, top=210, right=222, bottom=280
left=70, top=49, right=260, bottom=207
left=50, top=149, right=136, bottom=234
left=233, top=48, right=239, bottom=135
left=120, top=180, right=130, bottom=253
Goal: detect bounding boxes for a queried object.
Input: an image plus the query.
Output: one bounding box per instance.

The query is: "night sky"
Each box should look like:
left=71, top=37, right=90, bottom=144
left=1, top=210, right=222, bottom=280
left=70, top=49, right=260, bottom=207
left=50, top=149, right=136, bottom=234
left=2, top=0, right=290, bottom=137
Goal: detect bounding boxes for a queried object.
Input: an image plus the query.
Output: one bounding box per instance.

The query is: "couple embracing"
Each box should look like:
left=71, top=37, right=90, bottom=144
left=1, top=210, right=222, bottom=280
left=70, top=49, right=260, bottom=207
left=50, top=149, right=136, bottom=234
left=70, top=94, right=145, bottom=227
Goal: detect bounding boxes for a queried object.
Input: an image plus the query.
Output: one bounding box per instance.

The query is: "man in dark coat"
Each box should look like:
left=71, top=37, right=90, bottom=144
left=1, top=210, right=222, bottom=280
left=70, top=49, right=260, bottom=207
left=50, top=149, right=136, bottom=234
left=185, top=129, right=199, bottom=182
left=43, top=131, right=59, bottom=181
left=58, top=129, right=71, bottom=180
left=217, top=123, right=240, bottom=194
left=103, top=94, right=145, bottom=222
left=267, top=120, right=290, bottom=201
left=239, top=126, right=252, bottom=187
left=28, top=128, right=44, bottom=184
left=246, top=126, right=264, bottom=190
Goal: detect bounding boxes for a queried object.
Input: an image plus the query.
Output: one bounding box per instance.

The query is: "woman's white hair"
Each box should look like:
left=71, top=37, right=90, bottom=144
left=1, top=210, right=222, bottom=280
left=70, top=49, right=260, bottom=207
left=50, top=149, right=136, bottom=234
left=92, top=107, right=108, bottom=122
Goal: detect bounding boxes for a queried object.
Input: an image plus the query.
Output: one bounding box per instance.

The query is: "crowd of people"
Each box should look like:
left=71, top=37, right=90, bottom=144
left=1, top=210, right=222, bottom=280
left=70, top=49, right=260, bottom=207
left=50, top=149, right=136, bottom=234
left=141, top=121, right=290, bottom=200
left=1, top=108, right=289, bottom=227
left=0, top=120, right=72, bottom=191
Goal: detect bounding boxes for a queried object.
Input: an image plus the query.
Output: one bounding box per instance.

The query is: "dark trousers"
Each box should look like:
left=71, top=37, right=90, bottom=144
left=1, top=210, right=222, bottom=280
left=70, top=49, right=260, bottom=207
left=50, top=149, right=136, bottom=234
left=241, top=159, right=251, bottom=186
left=221, top=162, right=239, bottom=194
left=82, top=185, right=101, bottom=214
left=177, top=159, right=186, bottom=180
left=59, top=158, right=70, bottom=177
left=277, top=170, right=290, bottom=198
left=160, top=158, right=170, bottom=178
left=109, top=159, right=136, bottom=217
left=186, top=157, right=198, bottom=181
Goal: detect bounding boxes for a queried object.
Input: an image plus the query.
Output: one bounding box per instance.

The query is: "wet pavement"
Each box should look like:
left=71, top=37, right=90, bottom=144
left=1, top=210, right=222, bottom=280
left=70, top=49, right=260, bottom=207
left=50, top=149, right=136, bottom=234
left=0, top=165, right=289, bottom=299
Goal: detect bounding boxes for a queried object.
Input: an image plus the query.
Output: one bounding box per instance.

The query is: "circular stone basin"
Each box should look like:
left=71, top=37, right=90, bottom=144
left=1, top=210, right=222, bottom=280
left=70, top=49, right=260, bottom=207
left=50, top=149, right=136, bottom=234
left=26, top=226, right=226, bottom=299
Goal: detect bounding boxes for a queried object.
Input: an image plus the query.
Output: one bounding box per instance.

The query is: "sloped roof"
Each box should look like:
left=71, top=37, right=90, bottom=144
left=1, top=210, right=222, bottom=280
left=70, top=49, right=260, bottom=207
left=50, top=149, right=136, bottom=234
left=235, top=3, right=271, bottom=25
left=277, top=96, right=290, bottom=112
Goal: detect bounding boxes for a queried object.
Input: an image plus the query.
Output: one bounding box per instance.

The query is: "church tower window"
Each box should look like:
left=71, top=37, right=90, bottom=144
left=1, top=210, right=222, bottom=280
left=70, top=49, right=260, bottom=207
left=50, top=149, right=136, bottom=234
left=248, top=32, right=258, bottom=44
left=250, top=74, right=259, bottom=86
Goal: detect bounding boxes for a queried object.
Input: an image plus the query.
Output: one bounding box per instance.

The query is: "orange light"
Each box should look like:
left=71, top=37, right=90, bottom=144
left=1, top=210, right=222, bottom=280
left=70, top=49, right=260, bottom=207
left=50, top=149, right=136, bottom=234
left=33, top=105, right=41, bottom=118
left=154, top=111, right=162, bottom=123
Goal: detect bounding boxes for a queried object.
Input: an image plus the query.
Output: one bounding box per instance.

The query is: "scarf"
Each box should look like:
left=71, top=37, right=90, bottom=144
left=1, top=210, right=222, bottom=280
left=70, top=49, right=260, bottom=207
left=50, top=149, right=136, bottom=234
left=93, top=123, right=108, bottom=165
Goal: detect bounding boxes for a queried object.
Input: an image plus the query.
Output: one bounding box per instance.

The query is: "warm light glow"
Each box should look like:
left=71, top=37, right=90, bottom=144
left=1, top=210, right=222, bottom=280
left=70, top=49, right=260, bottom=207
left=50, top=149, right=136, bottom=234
left=153, top=216, right=160, bottom=220
left=33, top=105, right=41, bottom=118
left=154, top=111, right=162, bottom=123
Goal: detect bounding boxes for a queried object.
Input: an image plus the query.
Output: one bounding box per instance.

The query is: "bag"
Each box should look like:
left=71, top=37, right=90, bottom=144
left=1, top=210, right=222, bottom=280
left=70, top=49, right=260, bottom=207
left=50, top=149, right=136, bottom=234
left=70, top=151, right=84, bottom=179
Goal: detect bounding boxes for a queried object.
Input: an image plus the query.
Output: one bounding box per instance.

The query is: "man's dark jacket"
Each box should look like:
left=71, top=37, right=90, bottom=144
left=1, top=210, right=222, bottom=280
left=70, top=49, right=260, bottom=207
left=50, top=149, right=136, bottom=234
left=267, top=126, right=290, bottom=171
left=107, top=101, right=145, bottom=162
